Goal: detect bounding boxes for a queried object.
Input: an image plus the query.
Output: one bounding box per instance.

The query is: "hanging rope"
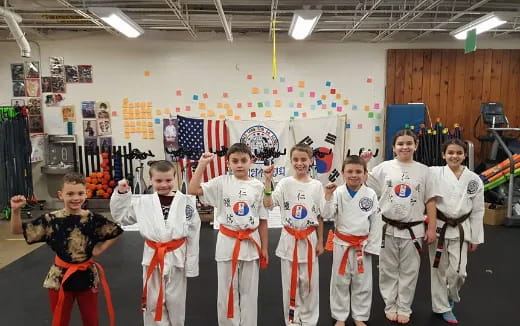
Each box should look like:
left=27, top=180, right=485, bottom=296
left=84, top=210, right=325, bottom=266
left=272, top=19, right=278, bottom=80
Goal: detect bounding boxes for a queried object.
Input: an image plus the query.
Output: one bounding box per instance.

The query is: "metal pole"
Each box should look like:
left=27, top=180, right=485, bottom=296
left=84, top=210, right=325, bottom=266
left=490, top=129, right=514, bottom=219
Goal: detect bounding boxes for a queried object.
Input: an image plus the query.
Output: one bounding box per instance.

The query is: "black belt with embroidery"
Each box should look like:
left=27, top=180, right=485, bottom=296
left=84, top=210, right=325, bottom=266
left=433, top=211, right=470, bottom=272
left=381, top=216, right=424, bottom=253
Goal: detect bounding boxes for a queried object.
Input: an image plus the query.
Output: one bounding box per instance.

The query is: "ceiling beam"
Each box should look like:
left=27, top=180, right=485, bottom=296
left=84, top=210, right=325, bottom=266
left=214, top=0, right=233, bottom=42
left=164, top=0, right=197, bottom=39
left=268, top=0, right=278, bottom=40
left=55, top=0, right=118, bottom=36
left=341, top=0, right=384, bottom=41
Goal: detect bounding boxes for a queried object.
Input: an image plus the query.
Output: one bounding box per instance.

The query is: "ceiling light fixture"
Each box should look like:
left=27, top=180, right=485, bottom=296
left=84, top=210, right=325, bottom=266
left=89, top=7, right=144, bottom=38
left=450, top=12, right=512, bottom=40
left=288, top=10, right=322, bottom=40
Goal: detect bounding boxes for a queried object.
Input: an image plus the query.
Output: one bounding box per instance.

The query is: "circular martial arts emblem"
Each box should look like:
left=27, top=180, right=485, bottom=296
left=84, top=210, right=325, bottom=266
left=232, top=201, right=250, bottom=216
left=359, top=197, right=374, bottom=212
left=185, top=205, right=194, bottom=220
left=467, top=180, right=479, bottom=194
left=394, top=184, right=412, bottom=198
left=291, top=204, right=308, bottom=220
left=240, top=125, right=279, bottom=162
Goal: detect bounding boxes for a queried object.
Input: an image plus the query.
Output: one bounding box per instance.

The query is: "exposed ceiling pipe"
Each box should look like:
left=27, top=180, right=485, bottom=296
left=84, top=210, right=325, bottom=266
left=0, top=6, right=30, bottom=57
left=214, top=0, right=233, bottom=42
left=341, top=0, right=384, bottom=41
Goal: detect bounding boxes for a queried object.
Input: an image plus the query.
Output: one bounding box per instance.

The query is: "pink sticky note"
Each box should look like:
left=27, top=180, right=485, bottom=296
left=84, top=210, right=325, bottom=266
left=272, top=89, right=278, bottom=95
left=247, top=74, right=253, bottom=80
left=357, top=123, right=363, bottom=129
left=297, top=103, right=302, bottom=108
left=176, top=90, right=182, bottom=96
left=322, top=104, right=327, bottom=109
left=237, top=102, right=242, bottom=108
left=309, top=91, right=316, bottom=98
left=112, top=111, right=117, bottom=117
left=302, top=112, right=308, bottom=118
left=202, top=92, right=208, bottom=99
left=247, top=102, right=253, bottom=108
left=175, top=107, right=181, bottom=112
left=367, top=77, right=373, bottom=83
left=250, top=112, right=256, bottom=118
left=336, top=106, right=342, bottom=112
left=185, top=105, right=191, bottom=111
left=287, top=86, right=293, bottom=93
left=223, top=92, right=229, bottom=98
left=330, top=88, right=336, bottom=94
left=374, top=103, right=381, bottom=109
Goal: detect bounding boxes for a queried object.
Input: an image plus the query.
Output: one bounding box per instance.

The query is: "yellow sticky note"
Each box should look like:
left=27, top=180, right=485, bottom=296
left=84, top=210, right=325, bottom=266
left=343, top=99, right=349, bottom=105
left=155, top=109, right=162, bottom=115
left=148, top=133, right=155, bottom=139
left=198, top=103, right=206, bottom=110
left=147, top=122, right=153, bottom=127
left=124, top=133, right=130, bottom=139
left=218, top=114, right=226, bottom=120
left=364, top=105, right=370, bottom=111
left=129, top=103, right=134, bottom=109
left=226, top=109, right=233, bottom=116
left=252, top=87, right=259, bottom=94
left=234, top=115, right=241, bottom=120
left=224, top=103, right=230, bottom=109
left=144, top=70, right=150, bottom=77
left=143, top=133, right=148, bottom=139
left=217, top=102, right=223, bottom=109
left=336, top=93, right=341, bottom=99
left=123, top=97, right=129, bottom=104
left=298, top=81, right=305, bottom=88
left=122, top=115, right=129, bottom=120
left=140, top=102, right=146, bottom=109
left=200, top=113, right=207, bottom=118
left=321, top=94, right=327, bottom=100
left=124, top=121, right=129, bottom=127
left=122, top=108, right=129, bottom=114
left=147, top=102, right=152, bottom=107
left=264, top=110, right=272, bottom=118
left=130, top=121, right=136, bottom=127
left=148, top=128, right=153, bottom=133
left=275, top=100, right=282, bottom=107
left=375, top=136, right=381, bottom=143
left=207, top=109, right=215, bottom=117
left=165, top=108, right=171, bottom=114
left=122, top=103, right=128, bottom=109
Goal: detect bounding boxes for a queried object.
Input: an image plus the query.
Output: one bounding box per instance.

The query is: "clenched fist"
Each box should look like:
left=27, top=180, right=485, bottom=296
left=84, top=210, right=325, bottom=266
left=10, top=195, right=27, bottom=211
left=199, top=152, right=215, bottom=166
left=263, top=165, right=274, bottom=180
left=117, top=179, right=131, bottom=193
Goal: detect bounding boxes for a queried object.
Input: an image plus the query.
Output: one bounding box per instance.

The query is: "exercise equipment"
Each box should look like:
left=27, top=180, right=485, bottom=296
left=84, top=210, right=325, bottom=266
left=125, top=149, right=155, bottom=194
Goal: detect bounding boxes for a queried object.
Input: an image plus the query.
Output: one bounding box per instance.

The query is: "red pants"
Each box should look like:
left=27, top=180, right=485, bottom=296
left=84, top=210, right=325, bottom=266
left=48, top=288, right=99, bottom=326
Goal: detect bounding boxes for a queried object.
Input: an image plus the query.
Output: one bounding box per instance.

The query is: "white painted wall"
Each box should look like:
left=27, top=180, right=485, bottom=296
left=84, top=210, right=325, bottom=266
left=1, top=32, right=519, bottom=202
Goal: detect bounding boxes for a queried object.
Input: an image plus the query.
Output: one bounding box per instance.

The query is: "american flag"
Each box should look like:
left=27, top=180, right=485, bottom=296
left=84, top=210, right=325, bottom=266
left=178, top=115, right=228, bottom=183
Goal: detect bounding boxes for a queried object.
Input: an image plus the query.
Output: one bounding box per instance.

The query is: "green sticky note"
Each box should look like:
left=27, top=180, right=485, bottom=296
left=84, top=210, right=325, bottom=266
left=299, top=91, right=304, bottom=97
left=257, top=102, right=263, bottom=108
left=376, top=113, right=382, bottom=119
left=368, top=112, right=374, bottom=118
left=465, top=29, right=477, bottom=54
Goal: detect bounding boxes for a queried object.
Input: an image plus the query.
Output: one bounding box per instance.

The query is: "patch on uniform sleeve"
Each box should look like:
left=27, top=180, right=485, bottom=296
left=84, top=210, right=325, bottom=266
left=185, top=205, right=194, bottom=220
left=359, top=197, right=374, bottom=212
left=467, top=180, right=479, bottom=194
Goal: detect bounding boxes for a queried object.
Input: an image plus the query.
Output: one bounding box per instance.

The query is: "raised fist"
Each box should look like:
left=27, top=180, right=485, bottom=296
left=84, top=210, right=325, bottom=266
left=263, top=164, right=274, bottom=180
left=10, top=195, right=27, bottom=210
left=117, top=179, right=131, bottom=193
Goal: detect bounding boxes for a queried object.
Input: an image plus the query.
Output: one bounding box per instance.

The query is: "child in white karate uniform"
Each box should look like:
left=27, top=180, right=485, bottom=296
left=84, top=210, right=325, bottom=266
left=264, top=144, right=325, bottom=326
left=366, top=129, right=438, bottom=324
left=110, top=160, right=201, bottom=326
left=323, top=155, right=382, bottom=326
left=188, top=143, right=269, bottom=326
left=429, top=139, right=484, bottom=324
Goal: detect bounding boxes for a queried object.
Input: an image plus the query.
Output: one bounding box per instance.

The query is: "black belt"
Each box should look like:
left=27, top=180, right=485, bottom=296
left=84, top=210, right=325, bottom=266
left=433, top=211, right=470, bottom=272
left=381, top=216, right=424, bottom=253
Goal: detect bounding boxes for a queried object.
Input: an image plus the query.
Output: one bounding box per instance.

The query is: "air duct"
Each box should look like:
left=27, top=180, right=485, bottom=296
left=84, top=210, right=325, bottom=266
left=0, top=7, right=31, bottom=57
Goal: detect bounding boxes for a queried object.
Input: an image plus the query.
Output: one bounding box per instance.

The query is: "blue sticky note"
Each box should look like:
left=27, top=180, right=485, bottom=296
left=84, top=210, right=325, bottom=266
left=154, top=118, right=161, bottom=124
left=375, top=126, right=380, bottom=131
left=331, top=102, right=337, bottom=108
left=325, top=81, right=331, bottom=87
left=346, top=123, right=351, bottom=129
left=352, top=105, right=358, bottom=110
left=264, top=101, right=271, bottom=107
left=310, top=104, right=316, bottom=110
left=280, top=76, right=286, bottom=82
left=192, top=94, right=199, bottom=101
left=294, top=111, right=299, bottom=117
left=289, top=102, right=294, bottom=108
left=317, top=100, right=323, bottom=105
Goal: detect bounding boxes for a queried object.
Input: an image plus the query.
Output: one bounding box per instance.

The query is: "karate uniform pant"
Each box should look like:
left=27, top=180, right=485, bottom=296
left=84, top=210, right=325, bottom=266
left=379, top=235, right=421, bottom=318
left=330, top=246, right=372, bottom=322
left=429, top=239, right=468, bottom=313
left=280, top=258, right=319, bottom=326
left=142, top=265, right=187, bottom=326
left=217, top=260, right=259, bottom=326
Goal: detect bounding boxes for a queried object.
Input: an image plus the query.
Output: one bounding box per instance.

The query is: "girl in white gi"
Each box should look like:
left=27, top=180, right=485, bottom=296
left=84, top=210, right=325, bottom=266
left=365, top=129, right=438, bottom=324
left=110, top=160, right=201, bottom=326
left=188, top=143, right=269, bottom=326
left=429, top=139, right=484, bottom=324
left=322, top=155, right=382, bottom=326
left=263, top=144, right=325, bottom=326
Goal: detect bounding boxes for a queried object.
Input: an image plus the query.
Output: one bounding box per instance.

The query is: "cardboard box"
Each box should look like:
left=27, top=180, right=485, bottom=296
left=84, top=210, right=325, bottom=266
left=483, top=203, right=506, bottom=226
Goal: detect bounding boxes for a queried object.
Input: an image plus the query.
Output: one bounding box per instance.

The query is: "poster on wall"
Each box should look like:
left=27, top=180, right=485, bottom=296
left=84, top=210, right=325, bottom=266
left=97, top=119, right=111, bottom=136
left=24, top=61, right=40, bottom=79
left=28, top=98, right=42, bottom=115
left=30, top=134, right=45, bottom=163
left=83, top=120, right=97, bottom=137
left=163, top=118, right=179, bottom=162
left=11, top=99, right=25, bottom=107
left=12, top=81, right=25, bottom=97
left=96, top=102, right=110, bottom=119
left=81, top=101, right=96, bottom=118
left=62, top=105, right=76, bottom=122
left=84, top=137, right=97, bottom=155
left=41, top=77, right=52, bottom=93
left=25, top=79, right=41, bottom=97
left=65, top=65, right=79, bottom=83
left=50, top=56, right=64, bottom=76
left=29, top=115, right=44, bottom=133
left=99, top=137, right=112, bottom=153
left=51, top=76, right=66, bottom=93
left=78, top=65, right=93, bottom=83
left=11, top=63, right=24, bottom=80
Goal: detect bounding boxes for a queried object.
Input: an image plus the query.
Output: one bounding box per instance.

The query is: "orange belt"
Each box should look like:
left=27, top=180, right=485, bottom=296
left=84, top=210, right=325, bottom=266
left=142, top=238, right=186, bottom=321
left=333, top=230, right=368, bottom=275
left=219, top=225, right=266, bottom=319
left=53, top=256, right=115, bottom=326
left=283, top=225, right=316, bottom=323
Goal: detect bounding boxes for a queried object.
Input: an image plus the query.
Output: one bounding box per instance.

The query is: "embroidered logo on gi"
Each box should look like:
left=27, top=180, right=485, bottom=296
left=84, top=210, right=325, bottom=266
left=467, top=180, right=479, bottom=194
left=185, top=205, right=194, bottom=220
left=232, top=201, right=250, bottom=216
left=291, top=204, right=308, bottom=219
left=394, top=184, right=412, bottom=198
left=240, top=125, right=279, bottom=164
left=359, top=197, right=373, bottom=212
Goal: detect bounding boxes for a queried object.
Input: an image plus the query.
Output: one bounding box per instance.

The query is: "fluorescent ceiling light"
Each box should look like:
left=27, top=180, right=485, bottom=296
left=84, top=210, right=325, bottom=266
left=289, top=10, right=322, bottom=40
left=89, top=7, right=144, bottom=38
left=450, top=12, right=512, bottom=40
